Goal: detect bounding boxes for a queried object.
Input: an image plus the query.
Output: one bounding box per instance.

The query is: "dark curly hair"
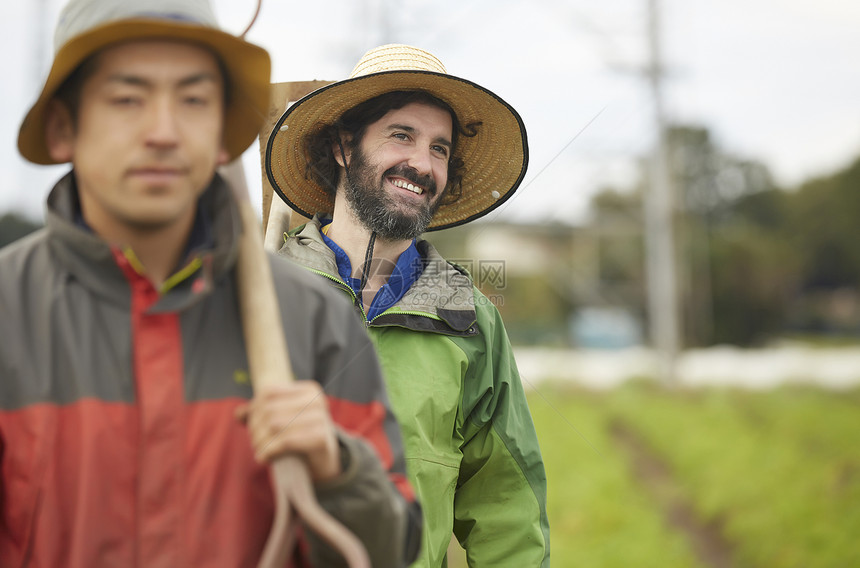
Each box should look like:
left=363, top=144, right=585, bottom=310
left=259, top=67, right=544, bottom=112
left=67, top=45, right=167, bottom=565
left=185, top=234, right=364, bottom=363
left=303, top=90, right=479, bottom=206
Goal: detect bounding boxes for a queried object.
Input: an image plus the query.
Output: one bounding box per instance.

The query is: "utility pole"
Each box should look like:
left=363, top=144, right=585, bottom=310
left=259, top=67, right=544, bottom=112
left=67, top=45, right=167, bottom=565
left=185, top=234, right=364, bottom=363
left=643, top=0, right=680, bottom=385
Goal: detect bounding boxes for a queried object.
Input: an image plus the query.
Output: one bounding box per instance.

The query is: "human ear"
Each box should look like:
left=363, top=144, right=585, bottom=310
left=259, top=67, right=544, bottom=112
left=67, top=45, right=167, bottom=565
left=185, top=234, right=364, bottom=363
left=44, top=99, right=75, bottom=163
left=332, top=133, right=352, bottom=168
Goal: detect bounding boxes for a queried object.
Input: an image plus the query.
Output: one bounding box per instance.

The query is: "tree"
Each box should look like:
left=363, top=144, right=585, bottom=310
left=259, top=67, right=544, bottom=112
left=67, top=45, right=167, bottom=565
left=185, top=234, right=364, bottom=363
left=667, top=125, right=779, bottom=346
left=779, top=157, right=860, bottom=335
left=587, top=124, right=784, bottom=347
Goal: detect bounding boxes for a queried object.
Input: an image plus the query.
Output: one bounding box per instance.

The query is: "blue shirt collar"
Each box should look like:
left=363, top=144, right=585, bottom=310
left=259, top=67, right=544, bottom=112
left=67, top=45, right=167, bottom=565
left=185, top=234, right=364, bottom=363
left=319, top=222, right=424, bottom=321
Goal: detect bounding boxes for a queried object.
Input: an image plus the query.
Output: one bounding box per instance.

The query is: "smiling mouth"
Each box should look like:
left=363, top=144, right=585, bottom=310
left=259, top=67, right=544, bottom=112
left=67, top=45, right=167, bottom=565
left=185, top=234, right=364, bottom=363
left=390, top=178, right=425, bottom=195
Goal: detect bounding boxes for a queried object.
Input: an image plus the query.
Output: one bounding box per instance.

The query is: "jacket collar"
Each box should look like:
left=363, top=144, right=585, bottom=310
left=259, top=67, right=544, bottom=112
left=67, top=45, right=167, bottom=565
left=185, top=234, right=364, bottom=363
left=44, top=171, right=241, bottom=309
left=282, top=214, right=477, bottom=331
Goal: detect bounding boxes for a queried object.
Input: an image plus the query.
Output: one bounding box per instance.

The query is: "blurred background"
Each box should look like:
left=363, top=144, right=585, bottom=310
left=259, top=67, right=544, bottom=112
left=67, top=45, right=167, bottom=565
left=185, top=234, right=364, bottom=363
left=2, top=1, right=859, bottom=566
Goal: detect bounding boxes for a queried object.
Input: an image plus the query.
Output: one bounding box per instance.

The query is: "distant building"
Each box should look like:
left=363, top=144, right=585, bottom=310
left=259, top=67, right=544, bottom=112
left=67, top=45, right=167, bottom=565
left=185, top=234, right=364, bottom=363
left=426, top=219, right=646, bottom=348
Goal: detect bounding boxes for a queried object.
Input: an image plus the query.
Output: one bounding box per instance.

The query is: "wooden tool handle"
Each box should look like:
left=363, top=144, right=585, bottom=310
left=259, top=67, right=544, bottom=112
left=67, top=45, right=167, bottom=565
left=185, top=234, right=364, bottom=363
left=222, top=161, right=370, bottom=568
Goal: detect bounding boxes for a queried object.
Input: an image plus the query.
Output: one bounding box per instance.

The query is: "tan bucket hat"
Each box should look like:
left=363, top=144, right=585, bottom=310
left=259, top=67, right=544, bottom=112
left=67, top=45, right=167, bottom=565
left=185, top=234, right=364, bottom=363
left=265, top=44, right=528, bottom=231
left=18, top=0, right=271, bottom=165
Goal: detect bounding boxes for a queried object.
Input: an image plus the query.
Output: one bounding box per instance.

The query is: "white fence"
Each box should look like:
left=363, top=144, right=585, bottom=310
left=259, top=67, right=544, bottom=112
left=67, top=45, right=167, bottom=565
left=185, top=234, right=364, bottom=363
left=515, top=344, right=860, bottom=390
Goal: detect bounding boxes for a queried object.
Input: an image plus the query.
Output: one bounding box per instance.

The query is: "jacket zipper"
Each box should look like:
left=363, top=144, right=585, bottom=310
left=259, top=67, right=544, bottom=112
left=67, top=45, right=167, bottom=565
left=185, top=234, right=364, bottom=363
left=307, top=268, right=370, bottom=322
left=306, top=268, right=441, bottom=327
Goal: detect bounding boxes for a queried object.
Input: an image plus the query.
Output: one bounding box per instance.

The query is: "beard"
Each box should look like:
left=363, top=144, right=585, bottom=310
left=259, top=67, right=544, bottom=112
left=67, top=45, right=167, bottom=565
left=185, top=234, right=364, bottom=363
left=343, top=146, right=443, bottom=241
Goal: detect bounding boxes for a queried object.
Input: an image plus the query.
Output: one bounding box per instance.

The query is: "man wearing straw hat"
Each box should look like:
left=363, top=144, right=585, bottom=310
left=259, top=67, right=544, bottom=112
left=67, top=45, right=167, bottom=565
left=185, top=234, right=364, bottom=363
left=266, top=44, right=549, bottom=567
left=0, top=1, right=422, bottom=566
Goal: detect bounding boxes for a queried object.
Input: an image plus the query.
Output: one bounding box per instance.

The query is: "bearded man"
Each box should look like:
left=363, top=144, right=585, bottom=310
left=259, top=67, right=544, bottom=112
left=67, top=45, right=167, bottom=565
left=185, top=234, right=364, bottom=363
left=266, top=44, right=550, bottom=567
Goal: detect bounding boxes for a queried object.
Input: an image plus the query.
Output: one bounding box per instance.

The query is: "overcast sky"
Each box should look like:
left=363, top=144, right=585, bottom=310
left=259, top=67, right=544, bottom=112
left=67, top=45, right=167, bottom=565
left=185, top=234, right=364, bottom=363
left=2, top=0, right=859, bottom=225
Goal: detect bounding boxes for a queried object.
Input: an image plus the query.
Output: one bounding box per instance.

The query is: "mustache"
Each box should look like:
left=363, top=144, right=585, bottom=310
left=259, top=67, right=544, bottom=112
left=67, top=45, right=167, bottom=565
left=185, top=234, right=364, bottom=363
left=384, top=164, right=437, bottom=196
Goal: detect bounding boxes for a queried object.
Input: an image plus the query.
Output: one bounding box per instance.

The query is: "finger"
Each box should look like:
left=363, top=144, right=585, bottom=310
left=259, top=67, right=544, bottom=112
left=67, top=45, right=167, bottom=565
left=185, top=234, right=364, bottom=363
left=254, top=411, right=333, bottom=463
left=234, top=402, right=251, bottom=424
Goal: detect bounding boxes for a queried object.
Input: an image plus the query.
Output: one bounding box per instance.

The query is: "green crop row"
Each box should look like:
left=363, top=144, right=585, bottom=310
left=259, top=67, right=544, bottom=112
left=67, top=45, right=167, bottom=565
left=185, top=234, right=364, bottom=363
left=608, top=384, right=860, bottom=568
left=527, top=386, right=699, bottom=567
left=521, top=383, right=860, bottom=568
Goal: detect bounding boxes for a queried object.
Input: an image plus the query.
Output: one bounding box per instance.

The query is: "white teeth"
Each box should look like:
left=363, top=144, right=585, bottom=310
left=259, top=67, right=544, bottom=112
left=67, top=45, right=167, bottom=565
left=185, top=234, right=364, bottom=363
left=393, top=179, right=423, bottom=195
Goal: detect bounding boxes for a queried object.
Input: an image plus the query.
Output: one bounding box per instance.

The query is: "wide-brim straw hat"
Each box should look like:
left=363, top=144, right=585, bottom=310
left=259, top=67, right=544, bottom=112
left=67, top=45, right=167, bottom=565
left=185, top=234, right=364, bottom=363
left=18, top=0, right=271, bottom=165
left=265, top=44, right=528, bottom=231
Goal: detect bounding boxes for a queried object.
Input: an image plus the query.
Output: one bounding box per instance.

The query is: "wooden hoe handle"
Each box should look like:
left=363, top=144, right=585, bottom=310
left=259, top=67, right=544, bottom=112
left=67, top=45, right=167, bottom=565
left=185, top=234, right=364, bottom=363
left=223, top=161, right=370, bottom=568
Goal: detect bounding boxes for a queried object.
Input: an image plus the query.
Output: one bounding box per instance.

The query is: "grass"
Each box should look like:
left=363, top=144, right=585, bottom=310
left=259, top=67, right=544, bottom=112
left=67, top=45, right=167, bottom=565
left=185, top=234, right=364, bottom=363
left=446, top=385, right=699, bottom=568
left=528, top=387, right=700, bottom=567
left=608, top=384, right=860, bottom=568
left=516, top=382, right=860, bottom=568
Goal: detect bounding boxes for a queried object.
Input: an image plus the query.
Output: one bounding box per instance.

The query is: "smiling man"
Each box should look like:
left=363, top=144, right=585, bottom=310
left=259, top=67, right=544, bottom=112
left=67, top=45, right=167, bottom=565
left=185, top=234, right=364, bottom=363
left=0, top=2, right=421, bottom=566
left=266, top=44, right=550, bottom=567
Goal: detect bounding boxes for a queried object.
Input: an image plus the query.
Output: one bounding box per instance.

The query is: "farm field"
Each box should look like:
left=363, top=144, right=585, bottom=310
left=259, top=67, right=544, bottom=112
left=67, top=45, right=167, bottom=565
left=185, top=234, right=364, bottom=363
left=449, top=383, right=860, bottom=567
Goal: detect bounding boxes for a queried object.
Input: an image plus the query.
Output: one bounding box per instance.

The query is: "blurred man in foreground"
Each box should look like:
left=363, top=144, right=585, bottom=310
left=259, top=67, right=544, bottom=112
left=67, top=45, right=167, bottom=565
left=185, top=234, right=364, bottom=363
left=0, top=1, right=420, bottom=565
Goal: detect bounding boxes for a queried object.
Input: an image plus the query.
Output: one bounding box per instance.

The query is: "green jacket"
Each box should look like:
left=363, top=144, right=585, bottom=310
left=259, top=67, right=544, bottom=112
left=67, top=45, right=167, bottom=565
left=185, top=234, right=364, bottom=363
left=279, top=217, right=549, bottom=567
